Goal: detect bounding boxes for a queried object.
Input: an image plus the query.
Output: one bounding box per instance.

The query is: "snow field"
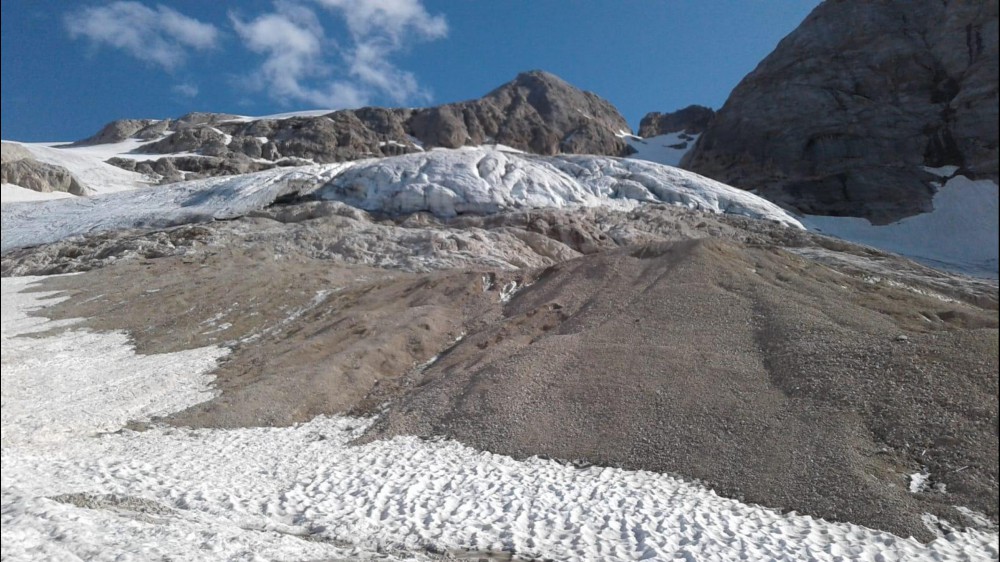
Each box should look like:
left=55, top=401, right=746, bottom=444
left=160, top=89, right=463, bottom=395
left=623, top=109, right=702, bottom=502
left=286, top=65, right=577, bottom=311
left=804, top=175, right=1000, bottom=278
left=1, top=276, right=228, bottom=447
left=1, top=184, right=75, bottom=203
left=624, top=132, right=699, bottom=167
left=2, top=276, right=997, bottom=561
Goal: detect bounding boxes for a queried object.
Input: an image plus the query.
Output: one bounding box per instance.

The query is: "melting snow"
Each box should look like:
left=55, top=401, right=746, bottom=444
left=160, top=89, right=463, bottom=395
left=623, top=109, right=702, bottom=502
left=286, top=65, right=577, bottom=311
left=3, top=276, right=998, bottom=561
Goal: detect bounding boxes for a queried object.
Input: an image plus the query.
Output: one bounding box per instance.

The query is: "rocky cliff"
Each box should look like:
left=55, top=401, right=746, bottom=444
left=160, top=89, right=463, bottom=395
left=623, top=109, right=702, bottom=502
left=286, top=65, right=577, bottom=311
left=682, top=0, right=999, bottom=223
left=637, top=105, right=715, bottom=138
left=86, top=71, right=632, bottom=183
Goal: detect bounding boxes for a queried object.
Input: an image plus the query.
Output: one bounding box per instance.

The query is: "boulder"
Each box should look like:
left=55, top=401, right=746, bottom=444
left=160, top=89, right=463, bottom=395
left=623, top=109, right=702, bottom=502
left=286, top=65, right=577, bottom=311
left=1, top=157, right=90, bottom=195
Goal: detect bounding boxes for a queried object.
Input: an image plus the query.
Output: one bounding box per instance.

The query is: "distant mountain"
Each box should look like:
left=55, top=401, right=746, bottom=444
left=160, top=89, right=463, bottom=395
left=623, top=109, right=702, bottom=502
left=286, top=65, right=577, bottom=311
left=64, top=70, right=632, bottom=185
left=682, top=0, right=999, bottom=224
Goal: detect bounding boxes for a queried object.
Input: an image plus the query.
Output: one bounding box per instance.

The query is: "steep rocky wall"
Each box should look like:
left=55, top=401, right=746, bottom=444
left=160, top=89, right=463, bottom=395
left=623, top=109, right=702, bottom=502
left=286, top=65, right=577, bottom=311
left=682, top=0, right=999, bottom=223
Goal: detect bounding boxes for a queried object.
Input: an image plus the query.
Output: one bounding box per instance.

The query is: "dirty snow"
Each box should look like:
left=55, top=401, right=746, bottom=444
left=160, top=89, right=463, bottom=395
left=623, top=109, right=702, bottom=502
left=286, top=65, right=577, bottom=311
left=2, top=276, right=998, bottom=561
left=0, top=276, right=227, bottom=447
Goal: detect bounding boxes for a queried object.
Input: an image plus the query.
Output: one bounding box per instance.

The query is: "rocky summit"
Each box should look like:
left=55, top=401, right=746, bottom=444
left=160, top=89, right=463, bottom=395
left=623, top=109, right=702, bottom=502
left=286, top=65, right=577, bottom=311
left=682, top=0, right=999, bottom=224
left=76, top=71, right=632, bottom=185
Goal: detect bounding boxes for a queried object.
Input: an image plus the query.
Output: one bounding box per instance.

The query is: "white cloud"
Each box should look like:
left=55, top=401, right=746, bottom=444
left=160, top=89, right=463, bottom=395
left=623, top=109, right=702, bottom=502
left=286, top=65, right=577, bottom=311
left=66, top=2, right=219, bottom=70
left=232, top=0, right=447, bottom=108
left=172, top=83, right=199, bottom=98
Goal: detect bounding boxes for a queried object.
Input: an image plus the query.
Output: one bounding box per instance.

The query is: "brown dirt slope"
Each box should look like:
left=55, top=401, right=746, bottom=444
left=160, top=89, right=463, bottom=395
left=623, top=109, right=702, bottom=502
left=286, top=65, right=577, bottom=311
left=362, top=238, right=998, bottom=540
left=25, top=235, right=998, bottom=542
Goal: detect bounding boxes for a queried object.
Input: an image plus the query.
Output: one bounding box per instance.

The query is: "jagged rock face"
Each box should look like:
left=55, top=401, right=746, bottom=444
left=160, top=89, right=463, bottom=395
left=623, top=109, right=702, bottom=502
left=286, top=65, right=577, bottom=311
left=72, top=119, right=160, bottom=146
left=93, top=71, right=632, bottom=182
left=1, top=142, right=90, bottom=196
left=682, top=0, right=999, bottom=224
left=440, top=70, right=632, bottom=155
left=638, top=105, right=715, bottom=138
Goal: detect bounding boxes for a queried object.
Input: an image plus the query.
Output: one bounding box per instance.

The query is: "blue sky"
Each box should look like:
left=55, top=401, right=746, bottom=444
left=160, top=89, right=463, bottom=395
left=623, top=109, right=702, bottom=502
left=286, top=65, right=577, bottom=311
left=1, top=1, right=819, bottom=142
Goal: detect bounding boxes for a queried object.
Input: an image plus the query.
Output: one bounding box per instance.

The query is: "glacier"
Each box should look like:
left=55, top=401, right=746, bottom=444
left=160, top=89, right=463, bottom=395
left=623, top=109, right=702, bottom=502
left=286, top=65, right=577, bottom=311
left=0, top=146, right=802, bottom=253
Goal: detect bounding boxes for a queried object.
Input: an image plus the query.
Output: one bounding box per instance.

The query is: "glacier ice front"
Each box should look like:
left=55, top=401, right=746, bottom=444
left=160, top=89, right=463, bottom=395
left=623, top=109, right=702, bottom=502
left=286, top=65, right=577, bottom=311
left=0, top=146, right=803, bottom=253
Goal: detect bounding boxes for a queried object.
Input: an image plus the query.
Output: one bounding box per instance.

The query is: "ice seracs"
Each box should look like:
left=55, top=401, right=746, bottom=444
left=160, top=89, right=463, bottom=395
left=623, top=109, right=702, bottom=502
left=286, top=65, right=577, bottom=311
left=0, top=146, right=803, bottom=253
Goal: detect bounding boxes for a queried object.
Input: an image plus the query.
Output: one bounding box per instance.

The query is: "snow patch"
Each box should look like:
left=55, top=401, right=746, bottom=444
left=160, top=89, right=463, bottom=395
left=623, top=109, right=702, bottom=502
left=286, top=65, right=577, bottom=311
left=2, top=276, right=997, bottom=561
left=1, top=276, right=227, bottom=447
left=911, top=470, right=931, bottom=493
left=12, top=141, right=159, bottom=193
left=803, top=176, right=999, bottom=278
left=923, top=165, right=960, bottom=178
left=626, top=132, right=699, bottom=167
left=1, top=183, right=75, bottom=204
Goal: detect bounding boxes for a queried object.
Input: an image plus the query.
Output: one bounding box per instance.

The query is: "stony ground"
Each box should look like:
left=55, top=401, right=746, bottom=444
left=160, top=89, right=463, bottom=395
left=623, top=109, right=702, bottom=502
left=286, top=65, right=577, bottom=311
left=6, top=203, right=997, bottom=542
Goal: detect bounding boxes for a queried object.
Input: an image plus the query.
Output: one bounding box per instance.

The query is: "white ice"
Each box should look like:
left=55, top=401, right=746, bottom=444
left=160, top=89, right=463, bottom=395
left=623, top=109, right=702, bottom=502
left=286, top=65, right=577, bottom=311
left=803, top=175, right=1000, bottom=278
left=3, top=276, right=998, bottom=561
left=1, top=146, right=802, bottom=253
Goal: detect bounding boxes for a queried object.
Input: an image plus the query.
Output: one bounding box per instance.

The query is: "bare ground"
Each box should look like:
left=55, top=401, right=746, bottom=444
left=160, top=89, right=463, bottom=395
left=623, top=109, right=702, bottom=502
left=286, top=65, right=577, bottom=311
left=10, top=205, right=998, bottom=542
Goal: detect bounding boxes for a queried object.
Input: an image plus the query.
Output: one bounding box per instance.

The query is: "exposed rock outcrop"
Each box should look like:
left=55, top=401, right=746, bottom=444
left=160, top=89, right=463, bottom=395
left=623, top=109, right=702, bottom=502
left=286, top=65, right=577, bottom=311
left=90, top=71, right=633, bottom=183
left=682, top=0, right=999, bottom=223
left=638, top=105, right=715, bottom=138
left=1, top=142, right=90, bottom=196
left=71, top=119, right=161, bottom=146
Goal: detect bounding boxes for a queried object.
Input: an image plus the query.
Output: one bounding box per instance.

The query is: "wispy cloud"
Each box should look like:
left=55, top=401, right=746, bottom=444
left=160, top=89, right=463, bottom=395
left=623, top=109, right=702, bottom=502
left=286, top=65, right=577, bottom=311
left=172, top=83, right=199, bottom=98
left=66, top=2, right=219, bottom=70
left=232, top=0, right=447, bottom=108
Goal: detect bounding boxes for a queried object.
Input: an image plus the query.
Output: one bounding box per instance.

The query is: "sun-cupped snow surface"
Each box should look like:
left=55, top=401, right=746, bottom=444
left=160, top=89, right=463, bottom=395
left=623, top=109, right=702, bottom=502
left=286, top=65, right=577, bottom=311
left=1, top=146, right=802, bottom=252
left=624, top=132, right=700, bottom=167
left=803, top=175, right=1000, bottom=278
left=3, top=277, right=997, bottom=561
left=0, top=277, right=227, bottom=448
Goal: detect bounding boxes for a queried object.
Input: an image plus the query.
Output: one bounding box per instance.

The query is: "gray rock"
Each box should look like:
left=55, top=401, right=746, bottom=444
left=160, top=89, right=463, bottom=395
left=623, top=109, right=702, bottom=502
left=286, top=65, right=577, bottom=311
left=1, top=158, right=90, bottom=195
left=81, top=71, right=633, bottom=182
left=1, top=142, right=34, bottom=164
left=107, top=154, right=272, bottom=183
left=638, top=105, right=715, bottom=138
left=71, top=119, right=160, bottom=146
left=136, top=127, right=229, bottom=155
left=682, top=0, right=999, bottom=224
left=173, top=112, right=243, bottom=128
